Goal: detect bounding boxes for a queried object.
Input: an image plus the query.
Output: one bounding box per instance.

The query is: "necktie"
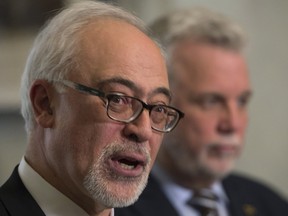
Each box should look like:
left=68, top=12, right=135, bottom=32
left=187, top=189, right=219, bottom=216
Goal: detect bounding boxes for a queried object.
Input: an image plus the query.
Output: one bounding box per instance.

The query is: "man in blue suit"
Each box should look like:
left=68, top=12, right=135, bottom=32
left=116, top=7, right=288, bottom=216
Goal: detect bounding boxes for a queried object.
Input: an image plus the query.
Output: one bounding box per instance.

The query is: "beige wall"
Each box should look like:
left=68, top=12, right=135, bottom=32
left=1, top=0, right=288, bottom=199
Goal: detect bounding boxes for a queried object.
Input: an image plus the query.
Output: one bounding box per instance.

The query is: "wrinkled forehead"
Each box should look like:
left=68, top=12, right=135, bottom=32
left=170, top=52, right=251, bottom=99
left=71, top=19, right=170, bottom=98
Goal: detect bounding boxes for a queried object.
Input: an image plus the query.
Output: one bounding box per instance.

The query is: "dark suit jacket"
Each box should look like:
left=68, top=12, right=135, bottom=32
left=116, top=173, right=288, bottom=216
left=0, top=167, right=45, bottom=216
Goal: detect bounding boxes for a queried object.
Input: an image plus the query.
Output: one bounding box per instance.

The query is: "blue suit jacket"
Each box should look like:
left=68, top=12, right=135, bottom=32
left=116, top=173, right=288, bottom=216
left=0, top=167, right=45, bottom=216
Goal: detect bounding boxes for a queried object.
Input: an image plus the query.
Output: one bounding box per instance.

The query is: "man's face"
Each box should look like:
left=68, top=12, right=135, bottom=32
left=163, top=41, right=252, bottom=181
left=46, top=20, right=169, bottom=208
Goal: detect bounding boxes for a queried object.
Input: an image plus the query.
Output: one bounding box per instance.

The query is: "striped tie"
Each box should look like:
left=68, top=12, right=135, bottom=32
left=187, top=189, right=219, bottom=216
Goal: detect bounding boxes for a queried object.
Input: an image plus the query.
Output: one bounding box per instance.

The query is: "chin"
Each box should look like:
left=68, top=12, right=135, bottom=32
left=105, top=181, right=147, bottom=208
left=204, top=159, right=236, bottom=179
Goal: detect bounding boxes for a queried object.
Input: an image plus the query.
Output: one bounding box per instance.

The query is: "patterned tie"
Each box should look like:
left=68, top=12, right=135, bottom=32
left=187, top=189, right=219, bottom=216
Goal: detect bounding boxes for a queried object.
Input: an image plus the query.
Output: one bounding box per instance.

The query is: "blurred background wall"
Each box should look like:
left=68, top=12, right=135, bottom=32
left=1, top=0, right=288, bottom=199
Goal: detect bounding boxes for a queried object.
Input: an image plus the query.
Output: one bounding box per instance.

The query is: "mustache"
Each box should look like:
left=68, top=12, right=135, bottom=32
left=209, top=135, right=242, bottom=146
left=102, top=141, right=151, bottom=164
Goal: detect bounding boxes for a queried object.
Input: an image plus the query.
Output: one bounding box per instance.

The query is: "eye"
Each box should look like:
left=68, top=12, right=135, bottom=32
left=193, top=95, right=222, bottom=109
left=238, top=95, right=250, bottom=108
left=150, top=105, right=168, bottom=125
left=153, top=105, right=168, bottom=114
left=109, top=94, right=130, bottom=105
left=107, top=94, right=133, bottom=113
left=202, top=97, right=218, bottom=106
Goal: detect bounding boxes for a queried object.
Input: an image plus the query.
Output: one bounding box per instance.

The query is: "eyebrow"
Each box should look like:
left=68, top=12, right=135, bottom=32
left=96, top=77, right=171, bottom=101
left=195, top=89, right=253, bottom=101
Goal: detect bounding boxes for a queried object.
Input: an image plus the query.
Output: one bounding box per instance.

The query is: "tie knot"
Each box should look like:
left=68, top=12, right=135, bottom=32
left=187, top=189, right=219, bottom=216
left=194, top=189, right=218, bottom=201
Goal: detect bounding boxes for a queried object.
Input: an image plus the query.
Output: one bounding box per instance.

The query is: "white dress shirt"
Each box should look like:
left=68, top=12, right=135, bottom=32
left=18, top=157, right=114, bottom=216
left=152, top=164, right=229, bottom=216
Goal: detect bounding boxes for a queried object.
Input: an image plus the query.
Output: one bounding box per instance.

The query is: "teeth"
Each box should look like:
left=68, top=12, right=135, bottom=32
left=119, top=162, right=135, bottom=170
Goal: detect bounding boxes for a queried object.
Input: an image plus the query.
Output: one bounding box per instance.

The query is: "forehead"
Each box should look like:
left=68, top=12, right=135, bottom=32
left=75, top=19, right=169, bottom=97
left=172, top=42, right=251, bottom=94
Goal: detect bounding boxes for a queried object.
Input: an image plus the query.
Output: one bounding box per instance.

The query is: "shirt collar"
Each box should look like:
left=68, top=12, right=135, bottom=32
left=152, top=163, right=229, bottom=205
left=18, top=157, right=114, bottom=216
left=152, top=164, right=191, bottom=206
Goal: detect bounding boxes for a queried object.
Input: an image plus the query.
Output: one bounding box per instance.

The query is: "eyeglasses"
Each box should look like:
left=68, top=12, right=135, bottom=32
left=53, top=80, right=184, bottom=133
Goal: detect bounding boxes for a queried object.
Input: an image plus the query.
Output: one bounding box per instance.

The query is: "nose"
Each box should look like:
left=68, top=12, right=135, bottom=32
left=217, top=102, right=245, bottom=135
left=123, top=109, right=154, bottom=143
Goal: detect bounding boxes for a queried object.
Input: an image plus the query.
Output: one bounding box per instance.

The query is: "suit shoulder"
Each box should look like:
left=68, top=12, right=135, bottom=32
left=223, top=173, right=288, bottom=207
left=0, top=198, right=9, bottom=216
left=224, top=173, right=283, bottom=193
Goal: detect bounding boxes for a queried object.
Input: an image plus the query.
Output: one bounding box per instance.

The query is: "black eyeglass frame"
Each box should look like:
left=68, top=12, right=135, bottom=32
left=53, top=80, right=184, bottom=133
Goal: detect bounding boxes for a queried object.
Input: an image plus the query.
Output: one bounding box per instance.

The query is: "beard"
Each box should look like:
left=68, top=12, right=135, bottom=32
left=163, top=136, right=242, bottom=181
left=83, top=141, right=151, bottom=208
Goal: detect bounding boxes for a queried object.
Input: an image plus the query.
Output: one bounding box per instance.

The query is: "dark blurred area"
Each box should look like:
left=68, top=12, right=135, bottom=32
left=0, top=0, right=64, bottom=30
left=0, top=0, right=120, bottom=31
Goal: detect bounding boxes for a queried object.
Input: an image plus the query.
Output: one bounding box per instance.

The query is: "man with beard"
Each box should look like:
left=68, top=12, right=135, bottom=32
left=0, top=1, right=184, bottom=216
left=116, top=7, right=288, bottom=216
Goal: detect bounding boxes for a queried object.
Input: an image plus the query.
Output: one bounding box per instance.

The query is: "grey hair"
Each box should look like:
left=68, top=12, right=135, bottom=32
left=149, top=7, right=247, bottom=80
left=20, top=1, right=149, bottom=134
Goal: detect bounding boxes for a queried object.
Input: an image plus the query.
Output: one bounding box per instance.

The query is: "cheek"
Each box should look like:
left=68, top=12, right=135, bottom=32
left=72, top=123, right=121, bottom=158
left=182, top=112, right=217, bottom=139
left=53, top=96, right=129, bottom=177
left=56, top=114, right=123, bottom=176
left=167, top=112, right=219, bottom=157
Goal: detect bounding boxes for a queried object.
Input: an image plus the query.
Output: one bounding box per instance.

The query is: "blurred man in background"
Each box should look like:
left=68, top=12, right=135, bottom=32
left=117, top=7, right=288, bottom=216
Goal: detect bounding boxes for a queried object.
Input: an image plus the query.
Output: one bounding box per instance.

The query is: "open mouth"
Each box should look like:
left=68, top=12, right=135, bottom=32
left=117, top=157, right=143, bottom=169
left=109, top=154, right=147, bottom=177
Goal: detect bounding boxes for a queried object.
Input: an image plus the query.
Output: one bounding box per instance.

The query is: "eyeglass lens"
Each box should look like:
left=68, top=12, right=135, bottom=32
left=106, top=94, right=179, bottom=132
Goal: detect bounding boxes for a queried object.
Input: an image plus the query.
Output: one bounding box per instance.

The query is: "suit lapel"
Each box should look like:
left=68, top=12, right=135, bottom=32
left=135, top=175, right=179, bottom=216
left=0, top=166, right=45, bottom=216
left=223, top=177, right=244, bottom=216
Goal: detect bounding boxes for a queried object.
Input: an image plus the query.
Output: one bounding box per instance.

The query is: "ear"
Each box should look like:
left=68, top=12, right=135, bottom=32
left=29, top=80, right=55, bottom=128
